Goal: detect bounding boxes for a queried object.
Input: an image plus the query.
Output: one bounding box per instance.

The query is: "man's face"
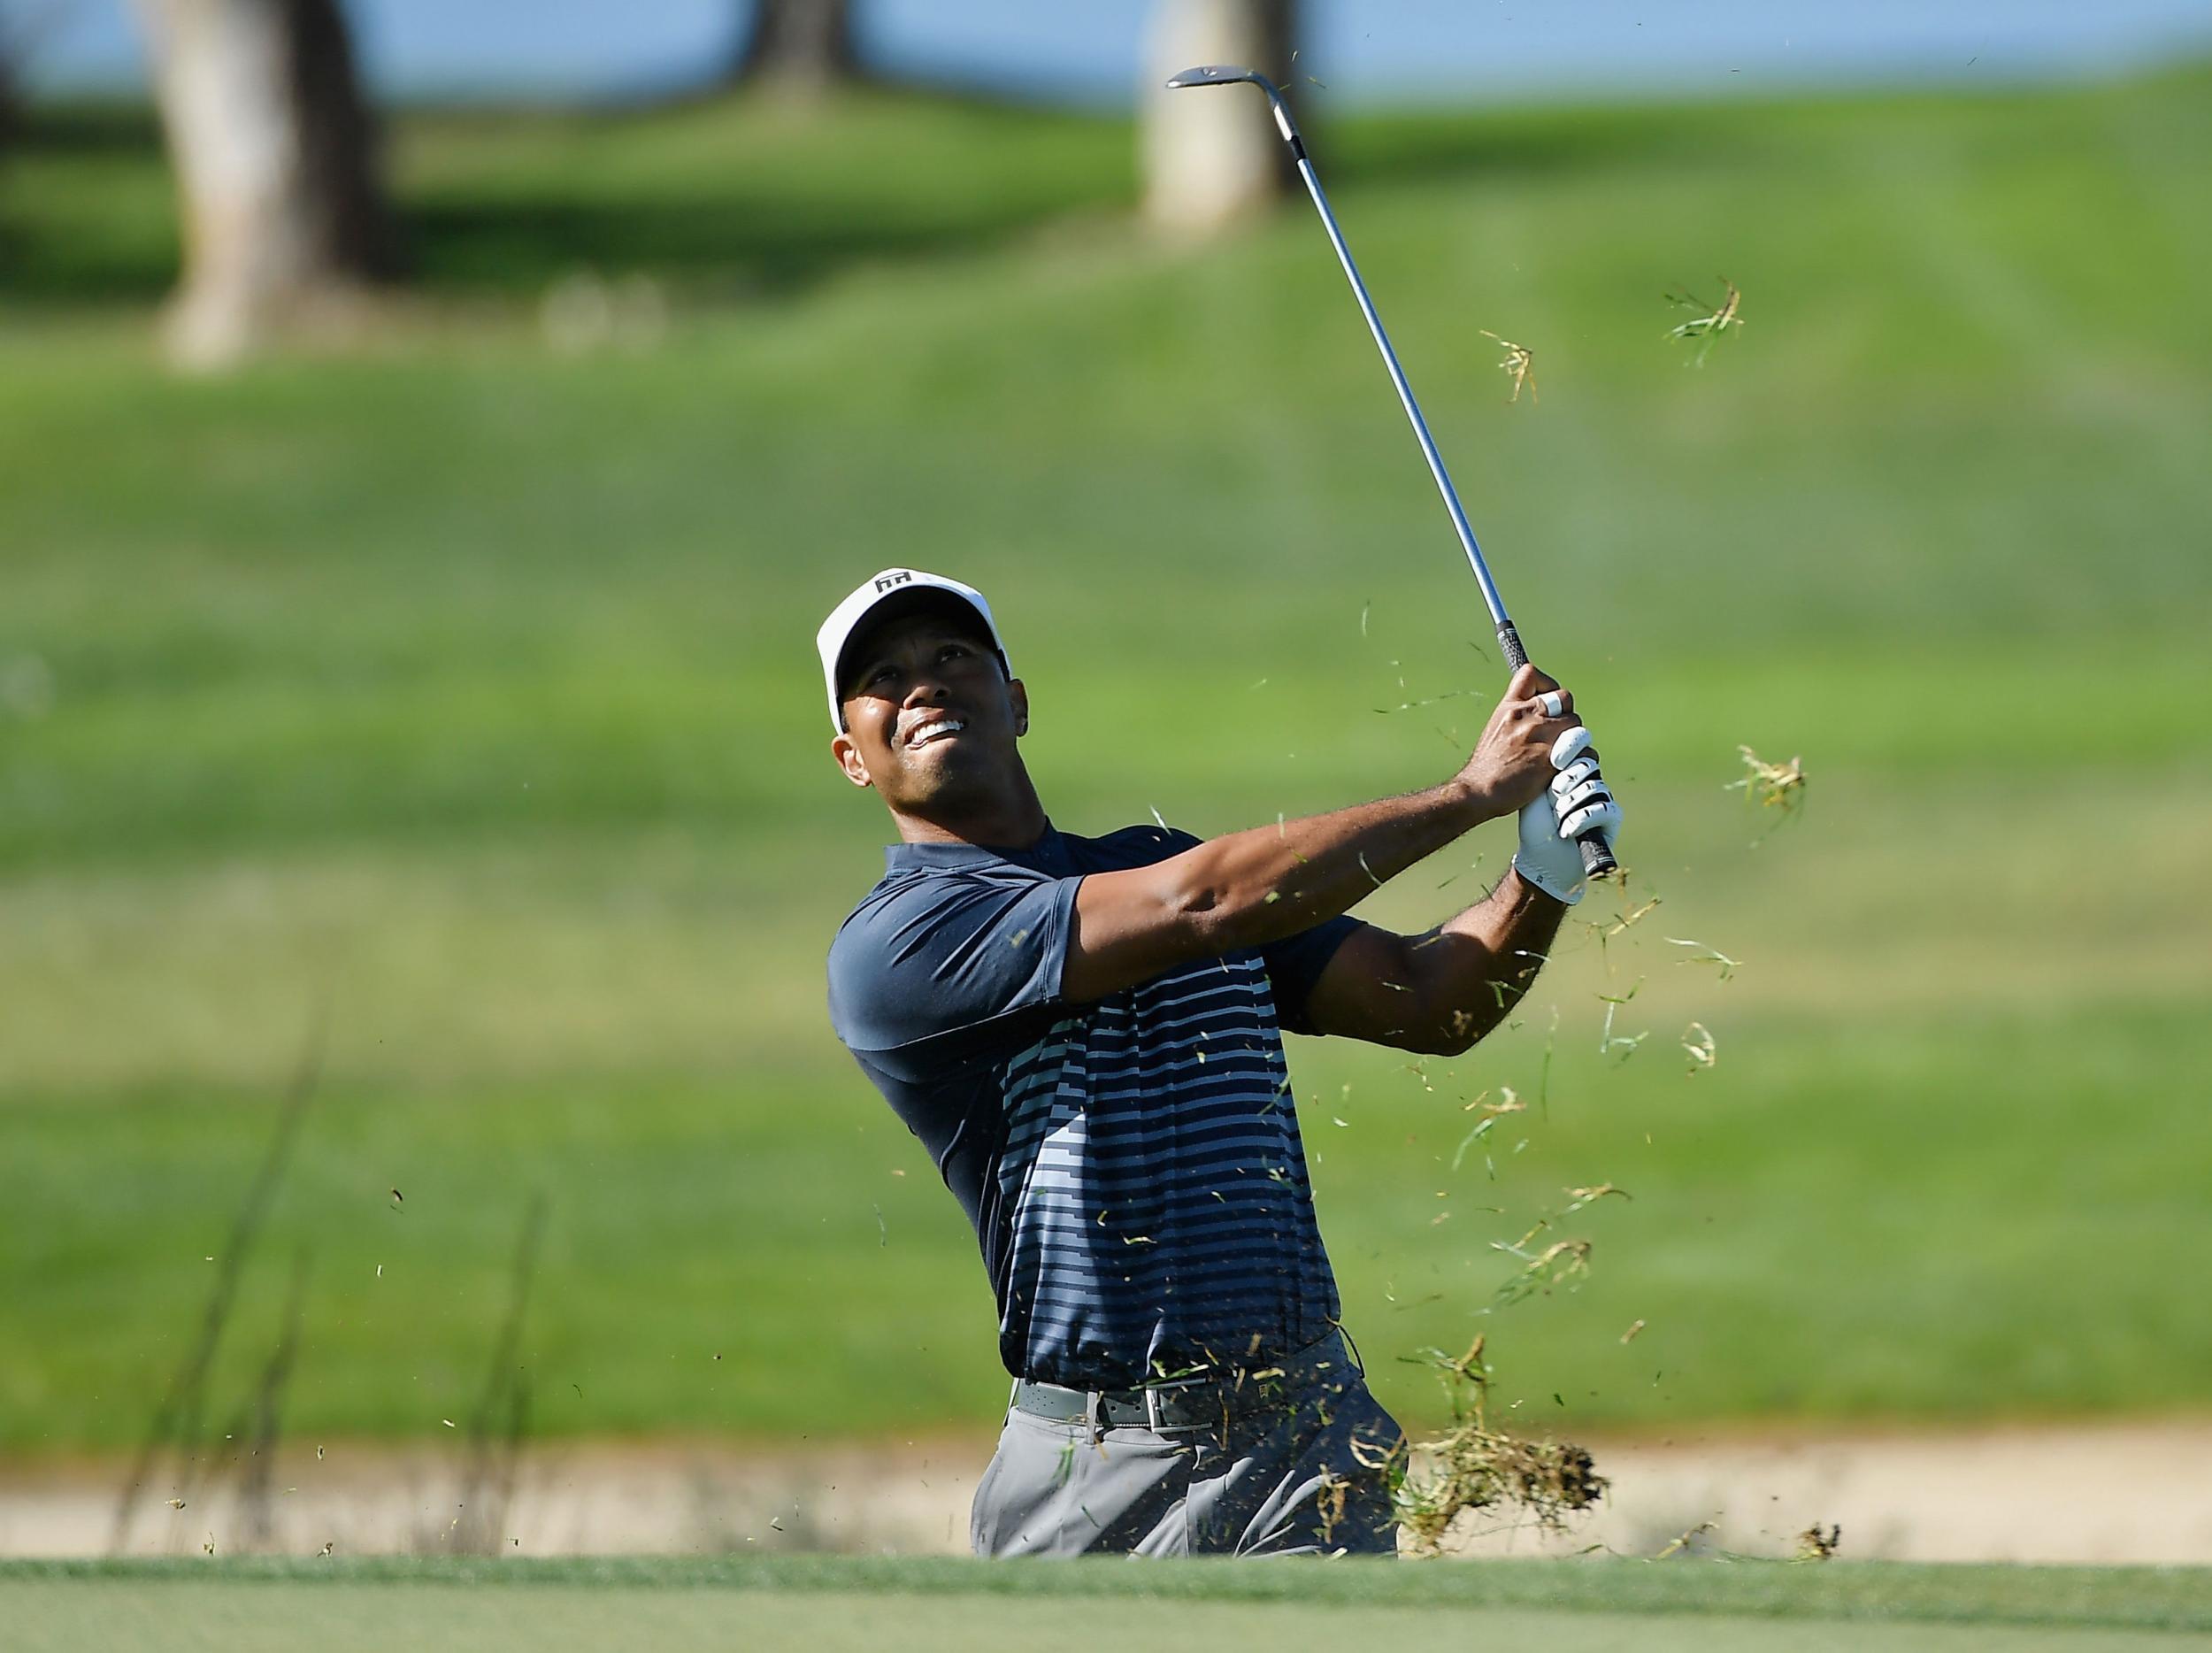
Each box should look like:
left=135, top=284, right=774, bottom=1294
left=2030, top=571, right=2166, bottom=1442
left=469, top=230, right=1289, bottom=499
left=830, top=609, right=1027, bottom=812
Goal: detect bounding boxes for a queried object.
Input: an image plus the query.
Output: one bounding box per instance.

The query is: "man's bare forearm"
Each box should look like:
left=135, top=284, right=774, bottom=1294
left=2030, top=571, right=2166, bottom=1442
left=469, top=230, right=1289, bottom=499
left=1403, top=869, right=1566, bottom=1050
left=1162, top=779, right=1502, bottom=953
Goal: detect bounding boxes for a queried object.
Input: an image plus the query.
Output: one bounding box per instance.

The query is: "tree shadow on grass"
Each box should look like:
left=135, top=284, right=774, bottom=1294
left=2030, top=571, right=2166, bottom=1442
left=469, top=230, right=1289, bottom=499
left=0, top=88, right=1134, bottom=309
left=403, top=192, right=1075, bottom=301
left=12, top=63, right=2212, bottom=311
left=27, top=66, right=2138, bottom=312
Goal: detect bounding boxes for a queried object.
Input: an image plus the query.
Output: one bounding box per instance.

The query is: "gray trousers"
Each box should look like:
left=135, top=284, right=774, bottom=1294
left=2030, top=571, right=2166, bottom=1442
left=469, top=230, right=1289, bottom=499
left=970, top=1369, right=1403, bottom=1557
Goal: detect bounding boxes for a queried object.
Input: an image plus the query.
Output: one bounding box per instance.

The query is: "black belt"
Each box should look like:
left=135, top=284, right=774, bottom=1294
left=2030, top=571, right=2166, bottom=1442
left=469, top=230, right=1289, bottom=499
left=1011, top=1331, right=1358, bottom=1432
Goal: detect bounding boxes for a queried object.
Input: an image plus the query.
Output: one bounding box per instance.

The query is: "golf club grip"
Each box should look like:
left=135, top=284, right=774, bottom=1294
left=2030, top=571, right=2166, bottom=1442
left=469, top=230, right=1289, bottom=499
left=1497, top=620, right=1611, bottom=873
left=1578, top=831, right=1618, bottom=880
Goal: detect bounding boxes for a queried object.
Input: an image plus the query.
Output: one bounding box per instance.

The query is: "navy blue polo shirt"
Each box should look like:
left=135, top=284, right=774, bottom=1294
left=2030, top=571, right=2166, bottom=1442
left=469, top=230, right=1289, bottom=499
left=827, top=822, right=1358, bottom=1390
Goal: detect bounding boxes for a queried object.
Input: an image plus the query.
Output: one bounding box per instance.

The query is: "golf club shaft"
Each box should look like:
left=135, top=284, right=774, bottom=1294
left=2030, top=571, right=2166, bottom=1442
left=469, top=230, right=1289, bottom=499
left=1286, top=153, right=1525, bottom=670
left=1276, top=113, right=1616, bottom=877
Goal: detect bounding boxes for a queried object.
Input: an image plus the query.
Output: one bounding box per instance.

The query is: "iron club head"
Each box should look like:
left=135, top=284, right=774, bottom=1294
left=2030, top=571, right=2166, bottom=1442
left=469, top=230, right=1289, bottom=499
left=1164, top=64, right=1302, bottom=148
left=1164, top=64, right=1277, bottom=94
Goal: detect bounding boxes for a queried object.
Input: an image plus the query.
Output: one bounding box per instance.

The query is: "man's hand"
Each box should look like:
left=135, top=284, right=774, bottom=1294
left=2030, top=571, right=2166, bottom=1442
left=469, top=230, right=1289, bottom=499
left=1513, top=727, right=1624, bottom=906
left=1458, top=664, right=1585, bottom=814
left=1301, top=665, right=1605, bottom=1051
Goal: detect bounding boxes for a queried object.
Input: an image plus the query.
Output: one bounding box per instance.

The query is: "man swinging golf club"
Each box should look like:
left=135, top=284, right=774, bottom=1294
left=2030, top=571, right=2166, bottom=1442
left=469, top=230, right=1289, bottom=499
left=819, top=567, right=1621, bottom=1557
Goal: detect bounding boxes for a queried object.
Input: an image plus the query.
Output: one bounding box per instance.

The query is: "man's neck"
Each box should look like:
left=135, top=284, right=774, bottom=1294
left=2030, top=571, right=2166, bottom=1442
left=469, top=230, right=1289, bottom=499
left=891, top=773, right=1049, bottom=850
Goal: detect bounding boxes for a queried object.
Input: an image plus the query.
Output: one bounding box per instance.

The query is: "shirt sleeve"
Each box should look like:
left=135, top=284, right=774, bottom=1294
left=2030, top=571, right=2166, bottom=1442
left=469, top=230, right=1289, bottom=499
left=828, top=870, right=1080, bottom=1060
left=1260, top=915, right=1362, bottom=1036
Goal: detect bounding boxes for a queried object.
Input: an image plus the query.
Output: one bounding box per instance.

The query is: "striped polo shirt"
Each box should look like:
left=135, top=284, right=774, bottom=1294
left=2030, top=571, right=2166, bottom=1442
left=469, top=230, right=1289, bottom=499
left=827, top=823, right=1357, bottom=1390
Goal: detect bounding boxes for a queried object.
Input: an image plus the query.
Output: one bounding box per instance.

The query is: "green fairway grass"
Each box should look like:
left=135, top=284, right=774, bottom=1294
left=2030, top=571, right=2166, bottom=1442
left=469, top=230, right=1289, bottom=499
left=2, top=69, right=2208, bottom=1456
left=7, top=1557, right=2212, bottom=1651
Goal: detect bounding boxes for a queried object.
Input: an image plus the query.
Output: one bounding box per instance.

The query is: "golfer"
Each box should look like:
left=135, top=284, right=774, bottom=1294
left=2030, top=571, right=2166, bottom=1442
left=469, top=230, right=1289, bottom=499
left=819, top=569, right=1620, bottom=1557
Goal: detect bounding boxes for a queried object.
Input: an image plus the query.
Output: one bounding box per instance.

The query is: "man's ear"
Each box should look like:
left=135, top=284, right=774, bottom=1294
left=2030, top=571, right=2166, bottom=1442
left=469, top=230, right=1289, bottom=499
left=832, top=731, right=873, bottom=789
left=1010, top=678, right=1030, bottom=737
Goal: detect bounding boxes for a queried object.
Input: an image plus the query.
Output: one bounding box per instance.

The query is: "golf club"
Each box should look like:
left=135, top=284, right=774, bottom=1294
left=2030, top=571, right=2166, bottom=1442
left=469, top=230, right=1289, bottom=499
left=1167, top=64, right=1617, bottom=879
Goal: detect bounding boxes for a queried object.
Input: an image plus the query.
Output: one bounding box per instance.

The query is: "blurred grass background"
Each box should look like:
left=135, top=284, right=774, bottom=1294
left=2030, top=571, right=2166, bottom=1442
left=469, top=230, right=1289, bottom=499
left=2, top=67, right=2208, bottom=1455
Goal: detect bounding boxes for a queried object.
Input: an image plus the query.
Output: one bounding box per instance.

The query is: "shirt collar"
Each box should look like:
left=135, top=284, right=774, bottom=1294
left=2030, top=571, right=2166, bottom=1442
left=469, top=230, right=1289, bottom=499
left=886, top=823, right=1071, bottom=876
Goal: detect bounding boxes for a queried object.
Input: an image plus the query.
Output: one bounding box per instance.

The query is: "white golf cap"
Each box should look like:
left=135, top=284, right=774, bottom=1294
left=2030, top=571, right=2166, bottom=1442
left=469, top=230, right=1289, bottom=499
left=816, top=568, right=1010, bottom=732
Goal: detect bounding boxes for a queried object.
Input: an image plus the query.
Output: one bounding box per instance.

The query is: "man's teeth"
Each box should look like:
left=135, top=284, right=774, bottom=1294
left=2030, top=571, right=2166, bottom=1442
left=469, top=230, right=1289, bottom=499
left=910, top=720, right=964, bottom=748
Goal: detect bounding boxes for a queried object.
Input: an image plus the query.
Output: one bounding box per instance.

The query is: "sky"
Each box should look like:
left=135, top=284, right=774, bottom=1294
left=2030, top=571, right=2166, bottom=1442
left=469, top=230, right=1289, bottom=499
left=8, top=0, right=2211, bottom=106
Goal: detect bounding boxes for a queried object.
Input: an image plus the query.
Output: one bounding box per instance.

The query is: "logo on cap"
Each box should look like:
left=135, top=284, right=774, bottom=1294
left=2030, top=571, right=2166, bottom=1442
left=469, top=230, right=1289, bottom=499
left=873, top=571, right=914, bottom=593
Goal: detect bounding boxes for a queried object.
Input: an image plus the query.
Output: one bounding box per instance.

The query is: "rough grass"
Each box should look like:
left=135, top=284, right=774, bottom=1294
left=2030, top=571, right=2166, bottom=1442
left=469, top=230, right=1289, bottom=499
left=1, top=69, right=2209, bottom=1455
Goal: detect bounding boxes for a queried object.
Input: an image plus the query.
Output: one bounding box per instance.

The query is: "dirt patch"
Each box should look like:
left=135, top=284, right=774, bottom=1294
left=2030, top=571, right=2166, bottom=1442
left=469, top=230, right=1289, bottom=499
left=5, top=1421, right=2210, bottom=1563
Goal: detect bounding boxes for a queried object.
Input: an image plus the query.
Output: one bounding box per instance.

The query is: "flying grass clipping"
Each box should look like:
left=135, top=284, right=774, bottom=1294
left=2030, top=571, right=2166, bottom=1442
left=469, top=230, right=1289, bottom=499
left=1729, top=745, right=1809, bottom=824
left=1479, top=330, right=1538, bottom=404
left=1665, top=279, right=1746, bottom=365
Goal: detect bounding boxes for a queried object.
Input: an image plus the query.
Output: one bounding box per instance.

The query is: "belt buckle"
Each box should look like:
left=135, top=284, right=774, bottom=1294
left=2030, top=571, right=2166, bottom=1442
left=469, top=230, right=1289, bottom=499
left=1142, top=1372, right=1212, bottom=1431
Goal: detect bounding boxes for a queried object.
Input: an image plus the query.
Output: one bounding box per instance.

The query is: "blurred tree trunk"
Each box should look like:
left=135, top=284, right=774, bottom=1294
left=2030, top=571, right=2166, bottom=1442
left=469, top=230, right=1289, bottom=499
left=1, top=4, right=43, bottom=159
left=733, top=0, right=858, bottom=96
left=134, top=0, right=397, bottom=368
left=1141, top=0, right=1297, bottom=238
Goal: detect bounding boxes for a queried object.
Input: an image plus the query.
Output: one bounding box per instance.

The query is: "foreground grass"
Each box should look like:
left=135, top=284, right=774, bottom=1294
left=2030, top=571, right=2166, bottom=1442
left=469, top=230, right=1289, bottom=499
left=2, top=70, right=2209, bottom=1453
left=8, top=1557, right=2212, bottom=1652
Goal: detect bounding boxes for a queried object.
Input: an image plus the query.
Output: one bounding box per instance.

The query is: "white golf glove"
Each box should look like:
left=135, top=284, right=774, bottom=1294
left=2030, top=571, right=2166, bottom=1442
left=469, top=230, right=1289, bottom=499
left=1512, top=727, right=1623, bottom=905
